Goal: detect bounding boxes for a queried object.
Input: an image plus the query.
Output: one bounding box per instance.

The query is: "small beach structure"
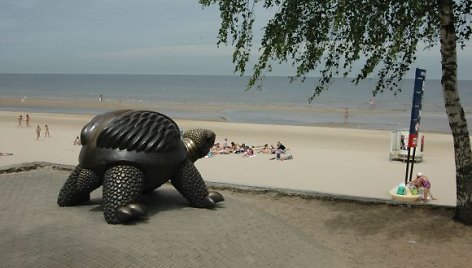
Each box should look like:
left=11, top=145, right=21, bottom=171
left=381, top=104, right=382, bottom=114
left=389, top=129, right=424, bottom=162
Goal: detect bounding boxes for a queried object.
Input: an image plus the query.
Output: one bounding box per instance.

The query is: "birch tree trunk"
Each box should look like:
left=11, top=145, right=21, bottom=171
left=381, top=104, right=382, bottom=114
left=438, top=0, right=472, bottom=224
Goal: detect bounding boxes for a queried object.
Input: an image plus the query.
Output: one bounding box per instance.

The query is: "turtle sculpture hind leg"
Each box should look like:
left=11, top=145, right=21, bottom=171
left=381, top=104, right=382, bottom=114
left=57, top=166, right=102, bottom=207
left=171, top=159, right=224, bottom=208
left=102, top=165, right=147, bottom=224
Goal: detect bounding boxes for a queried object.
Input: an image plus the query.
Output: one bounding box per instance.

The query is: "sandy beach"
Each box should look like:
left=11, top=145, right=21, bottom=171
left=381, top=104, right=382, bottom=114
left=2, top=107, right=472, bottom=267
left=0, top=109, right=456, bottom=206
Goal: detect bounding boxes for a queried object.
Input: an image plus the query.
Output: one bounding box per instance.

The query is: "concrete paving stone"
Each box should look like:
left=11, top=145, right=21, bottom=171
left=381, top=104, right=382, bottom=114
left=0, top=167, right=334, bottom=267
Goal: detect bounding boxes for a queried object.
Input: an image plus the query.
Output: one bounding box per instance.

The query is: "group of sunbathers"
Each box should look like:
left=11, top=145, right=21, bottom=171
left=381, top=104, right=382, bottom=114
left=207, top=139, right=292, bottom=160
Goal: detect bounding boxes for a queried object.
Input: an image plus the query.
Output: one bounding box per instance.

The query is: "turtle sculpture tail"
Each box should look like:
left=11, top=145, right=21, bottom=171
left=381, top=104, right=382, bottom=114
left=171, top=159, right=224, bottom=208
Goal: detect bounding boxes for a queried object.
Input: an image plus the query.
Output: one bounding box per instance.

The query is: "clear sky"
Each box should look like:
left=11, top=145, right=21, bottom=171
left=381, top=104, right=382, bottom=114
left=1, top=0, right=471, bottom=79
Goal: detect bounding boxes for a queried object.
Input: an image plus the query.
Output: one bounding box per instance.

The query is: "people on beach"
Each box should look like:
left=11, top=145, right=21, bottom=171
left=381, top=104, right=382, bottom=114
left=411, top=172, right=433, bottom=201
left=98, top=94, right=103, bottom=102
left=271, top=154, right=293, bottom=161
left=344, top=107, right=349, bottom=122
left=44, top=124, right=50, bottom=137
left=25, top=114, right=31, bottom=127
left=258, top=144, right=272, bottom=154
left=36, top=125, right=41, bottom=140
left=269, top=151, right=293, bottom=161
left=368, top=97, right=376, bottom=109
left=230, top=141, right=238, bottom=152
left=17, top=115, right=23, bottom=127
left=276, top=141, right=286, bottom=153
left=243, top=146, right=254, bottom=157
left=74, top=136, right=81, bottom=145
left=211, top=143, right=230, bottom=154
left=208, top=138, right=292, bottom=161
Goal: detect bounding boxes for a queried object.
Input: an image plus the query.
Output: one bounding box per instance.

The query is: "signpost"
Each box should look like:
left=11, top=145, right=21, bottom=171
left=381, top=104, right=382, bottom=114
left=404, top=68, right=426, bottom=185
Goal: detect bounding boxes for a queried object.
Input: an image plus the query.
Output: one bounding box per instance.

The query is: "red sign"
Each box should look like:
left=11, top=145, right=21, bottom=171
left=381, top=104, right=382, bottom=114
left=408, top=133, right=417, bottom=148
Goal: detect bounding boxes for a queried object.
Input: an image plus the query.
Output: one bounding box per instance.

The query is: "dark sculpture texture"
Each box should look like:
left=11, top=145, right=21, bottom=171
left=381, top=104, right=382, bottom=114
left=57, top=110, right=224, bottom=224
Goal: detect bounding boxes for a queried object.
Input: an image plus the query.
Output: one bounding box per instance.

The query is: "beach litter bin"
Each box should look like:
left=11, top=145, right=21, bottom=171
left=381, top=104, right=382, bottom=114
left=389, top=129, right=424, bottom=162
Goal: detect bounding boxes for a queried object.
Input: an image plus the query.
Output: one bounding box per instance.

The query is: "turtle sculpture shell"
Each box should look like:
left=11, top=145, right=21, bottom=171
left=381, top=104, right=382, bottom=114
left=78, top=110, right=187, bottom=191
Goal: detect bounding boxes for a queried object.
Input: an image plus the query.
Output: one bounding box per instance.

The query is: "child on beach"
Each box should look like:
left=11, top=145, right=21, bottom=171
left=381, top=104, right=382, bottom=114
left=412, top=172, right=434, bottom=201
left=36, top=125, right=41, bottom=140
left=17, top=115, right=22, bottom=127
left=44, top=124, right=50, bottom=137
left=26, top=114, right=31, bottom=127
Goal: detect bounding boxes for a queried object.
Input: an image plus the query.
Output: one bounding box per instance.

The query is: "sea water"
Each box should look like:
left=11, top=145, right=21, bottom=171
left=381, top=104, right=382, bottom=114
left=0, top=73, right=471, bottom=133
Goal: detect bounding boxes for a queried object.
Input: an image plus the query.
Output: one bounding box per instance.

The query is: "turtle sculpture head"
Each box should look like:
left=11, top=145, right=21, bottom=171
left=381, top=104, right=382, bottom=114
left=57, top=110, right=223, bottom=224
left=182, top=129, right=216, bottom=162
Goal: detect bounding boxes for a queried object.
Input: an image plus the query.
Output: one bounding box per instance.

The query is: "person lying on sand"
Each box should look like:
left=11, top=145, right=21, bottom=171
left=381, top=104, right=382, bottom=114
left=243, top=146, right=255, bottom=157
left=269, top=153, right=293, bottom=161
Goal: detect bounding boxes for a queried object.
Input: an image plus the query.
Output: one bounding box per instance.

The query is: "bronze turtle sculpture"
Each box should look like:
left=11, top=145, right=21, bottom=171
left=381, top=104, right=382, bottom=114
left=57, top=110, right=223, bottom=224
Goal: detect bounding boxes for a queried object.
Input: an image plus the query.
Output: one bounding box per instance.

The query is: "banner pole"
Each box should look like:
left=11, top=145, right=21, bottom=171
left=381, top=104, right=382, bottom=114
left=409, top=147, right=417, bottom=182
left=404, top=68, right=426, bottom=185
left=404, top=149, right=411, bottom=185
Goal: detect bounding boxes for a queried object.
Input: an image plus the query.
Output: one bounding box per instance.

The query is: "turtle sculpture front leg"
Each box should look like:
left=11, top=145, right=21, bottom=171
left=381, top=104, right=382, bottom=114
left=57, top=166, right=102, bottom=207
left=102, top=165, right=147, bottom=224
left=171, top=159, right=224, bottom=208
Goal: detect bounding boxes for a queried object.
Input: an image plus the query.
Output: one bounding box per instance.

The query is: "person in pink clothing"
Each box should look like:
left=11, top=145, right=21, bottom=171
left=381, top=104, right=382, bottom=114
left=412, top=172, right=433, bottom=201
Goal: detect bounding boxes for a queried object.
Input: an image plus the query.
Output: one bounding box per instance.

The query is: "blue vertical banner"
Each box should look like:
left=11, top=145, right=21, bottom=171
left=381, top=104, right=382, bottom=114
left=408, top=68, right=426, bottom=148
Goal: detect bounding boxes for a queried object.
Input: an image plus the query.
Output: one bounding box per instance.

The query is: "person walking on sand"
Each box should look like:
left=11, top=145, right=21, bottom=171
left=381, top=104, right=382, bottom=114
left=25, top=114, right=31, bottom=127
left=36, top=125, right=41, bottom=140
left=344, top=107, right=349, bottom=122
left=17, top=115, right=23, bottom=127
left=368, top=96, right=376, bottom=109
left=44, top=124, right=50, bottom=137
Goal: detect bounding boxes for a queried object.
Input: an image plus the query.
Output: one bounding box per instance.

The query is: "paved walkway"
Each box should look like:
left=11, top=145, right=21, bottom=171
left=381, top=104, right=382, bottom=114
left=0, top=165, right=334, bottom=268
